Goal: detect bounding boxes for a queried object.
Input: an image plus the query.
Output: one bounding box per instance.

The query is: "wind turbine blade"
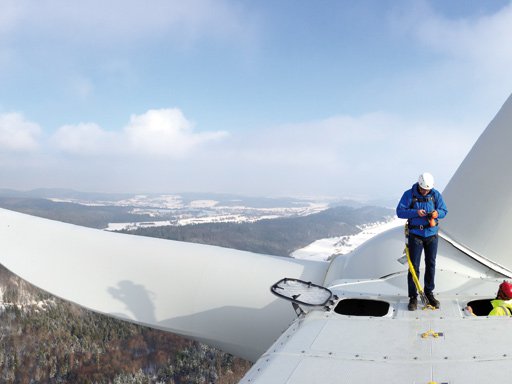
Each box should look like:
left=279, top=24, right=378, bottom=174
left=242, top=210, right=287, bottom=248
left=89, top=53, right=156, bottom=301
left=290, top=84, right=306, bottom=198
left=0, top=208, right=328, bottom=361
left=441, top=94, right=512, bottom=275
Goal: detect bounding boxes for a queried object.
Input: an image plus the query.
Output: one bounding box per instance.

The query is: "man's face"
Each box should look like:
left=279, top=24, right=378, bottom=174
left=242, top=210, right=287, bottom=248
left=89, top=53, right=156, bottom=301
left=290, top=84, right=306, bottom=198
left=419, top=186, right=431, bottom=196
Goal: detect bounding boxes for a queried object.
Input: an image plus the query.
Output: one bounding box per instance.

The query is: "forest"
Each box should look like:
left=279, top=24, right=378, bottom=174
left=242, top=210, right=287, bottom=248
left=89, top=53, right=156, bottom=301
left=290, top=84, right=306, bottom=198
left=0, top=265, right=251, bottom=384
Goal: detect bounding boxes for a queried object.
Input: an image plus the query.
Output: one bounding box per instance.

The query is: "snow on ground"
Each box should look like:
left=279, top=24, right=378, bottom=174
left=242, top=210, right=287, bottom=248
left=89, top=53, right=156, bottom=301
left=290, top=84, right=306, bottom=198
left=105, top=220, right=175, bottom=231
left=291, top=216, right=405, bottom=262
left=189, top=200, right=218, bottom=208
left=105, top=201, right=330, bottom=231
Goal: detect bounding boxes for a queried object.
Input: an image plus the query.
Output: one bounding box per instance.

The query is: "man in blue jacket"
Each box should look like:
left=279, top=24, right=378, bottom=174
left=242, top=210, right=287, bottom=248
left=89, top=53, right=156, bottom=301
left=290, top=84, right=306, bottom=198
left=396, top=172, right=448, bottom=311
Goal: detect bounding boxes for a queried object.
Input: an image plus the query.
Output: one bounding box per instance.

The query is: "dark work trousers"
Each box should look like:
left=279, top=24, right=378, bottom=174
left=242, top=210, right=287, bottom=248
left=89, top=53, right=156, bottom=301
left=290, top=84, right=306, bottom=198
left=408, top=233, right=438, bottom=298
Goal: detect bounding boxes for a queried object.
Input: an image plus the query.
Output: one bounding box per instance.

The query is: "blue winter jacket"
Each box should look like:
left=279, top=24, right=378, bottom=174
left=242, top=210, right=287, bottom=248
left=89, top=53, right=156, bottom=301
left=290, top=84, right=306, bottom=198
left=396, top=183, right=448, bottom=237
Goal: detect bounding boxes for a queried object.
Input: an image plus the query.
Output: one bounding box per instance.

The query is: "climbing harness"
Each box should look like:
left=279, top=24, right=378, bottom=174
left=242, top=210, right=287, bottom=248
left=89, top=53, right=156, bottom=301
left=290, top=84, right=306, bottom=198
left=408, top=194, right=438, bottom=229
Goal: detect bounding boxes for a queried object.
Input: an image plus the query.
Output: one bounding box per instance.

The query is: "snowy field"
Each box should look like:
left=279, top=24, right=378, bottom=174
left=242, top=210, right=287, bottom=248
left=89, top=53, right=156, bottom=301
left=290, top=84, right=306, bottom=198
left=104, top=201, right=329, bottom=231
left=291, top=216, right=405, bottom=261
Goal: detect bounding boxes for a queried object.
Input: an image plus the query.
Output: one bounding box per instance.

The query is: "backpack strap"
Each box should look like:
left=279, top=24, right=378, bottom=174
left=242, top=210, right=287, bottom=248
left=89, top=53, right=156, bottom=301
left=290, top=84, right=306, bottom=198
left=409, top=195, right=435, bottom=208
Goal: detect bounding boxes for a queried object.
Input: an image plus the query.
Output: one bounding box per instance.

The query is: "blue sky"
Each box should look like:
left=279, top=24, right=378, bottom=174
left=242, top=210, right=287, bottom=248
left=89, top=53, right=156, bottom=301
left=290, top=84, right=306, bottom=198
left=1, top=0, right=511, bottom=201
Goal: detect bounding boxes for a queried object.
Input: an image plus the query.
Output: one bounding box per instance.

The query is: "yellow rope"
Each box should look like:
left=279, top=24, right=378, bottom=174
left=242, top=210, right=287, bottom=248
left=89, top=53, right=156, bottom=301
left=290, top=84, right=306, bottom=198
left=421, top=330, right=441, bottom=338
left=404, top=244, right=436, bottom=310
left=405, top=244, right=422, bottom=293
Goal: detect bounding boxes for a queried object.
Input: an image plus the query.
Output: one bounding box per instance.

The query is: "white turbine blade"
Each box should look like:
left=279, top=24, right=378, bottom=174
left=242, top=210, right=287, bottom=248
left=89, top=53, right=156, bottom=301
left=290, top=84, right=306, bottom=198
left=0, top=208, right=328, bottom=362
left=441, top=94, right=512, bottom=274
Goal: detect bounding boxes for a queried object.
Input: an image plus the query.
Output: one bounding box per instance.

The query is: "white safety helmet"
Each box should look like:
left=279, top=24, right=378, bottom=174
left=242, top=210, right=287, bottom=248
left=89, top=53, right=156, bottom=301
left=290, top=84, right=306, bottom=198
left=418, top=172, right=434, bottom=190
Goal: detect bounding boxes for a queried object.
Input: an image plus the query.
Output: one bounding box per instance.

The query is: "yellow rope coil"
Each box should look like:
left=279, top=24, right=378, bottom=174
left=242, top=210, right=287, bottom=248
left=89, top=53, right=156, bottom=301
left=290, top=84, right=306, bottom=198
left=421, top=330, right=443, bottom=338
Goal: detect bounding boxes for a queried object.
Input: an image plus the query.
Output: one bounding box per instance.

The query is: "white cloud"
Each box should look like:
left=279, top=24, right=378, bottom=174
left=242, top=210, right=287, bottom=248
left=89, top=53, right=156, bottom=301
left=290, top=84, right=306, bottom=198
left=124, top=108, right=228, bottom=156
left=0, top=108, right=479, bottom=198
left=383, top=2, right=512, bottom=128
left=391, top=0, right=512, bottom=98
left=228, top=112, right=469, bottom=165
left=0, top=112, right=41, bottom=151
left=0, top=0, right=255, bottom=46
left=211, top=112, right=477, bottom=198
left=52, top=108, right=228, bottom=157
left=53, top=123, right=115, bottom=155
left=414, top=3, right=512, bottom=73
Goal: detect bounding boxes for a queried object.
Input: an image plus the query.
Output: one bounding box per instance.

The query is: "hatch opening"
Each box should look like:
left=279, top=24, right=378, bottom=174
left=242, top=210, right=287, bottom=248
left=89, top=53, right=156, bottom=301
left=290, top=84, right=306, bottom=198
left=334, top=298, right=390, bottom=317
left=466, top=298, right=493, bottom=316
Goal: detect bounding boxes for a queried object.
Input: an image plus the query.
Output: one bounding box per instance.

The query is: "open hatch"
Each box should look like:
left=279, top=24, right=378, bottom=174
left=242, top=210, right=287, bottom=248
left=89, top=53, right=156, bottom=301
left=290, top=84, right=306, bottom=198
left=466, top=298, right=493, bottom=316
left=334, top=298, right=390, bottom=317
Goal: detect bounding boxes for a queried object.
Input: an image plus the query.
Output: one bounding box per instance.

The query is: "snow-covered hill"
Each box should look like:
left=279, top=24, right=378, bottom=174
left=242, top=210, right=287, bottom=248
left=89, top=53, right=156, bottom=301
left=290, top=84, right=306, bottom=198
left=291, top=216, right=404, bottom=261
left=46, top=193, right=332, bottom=230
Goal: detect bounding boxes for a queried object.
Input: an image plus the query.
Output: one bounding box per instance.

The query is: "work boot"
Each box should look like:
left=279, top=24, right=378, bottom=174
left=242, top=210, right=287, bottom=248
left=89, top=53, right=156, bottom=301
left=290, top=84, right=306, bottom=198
left=408, top=296, right=417, bottom=311
left=426, top=292, right=440, bottom=309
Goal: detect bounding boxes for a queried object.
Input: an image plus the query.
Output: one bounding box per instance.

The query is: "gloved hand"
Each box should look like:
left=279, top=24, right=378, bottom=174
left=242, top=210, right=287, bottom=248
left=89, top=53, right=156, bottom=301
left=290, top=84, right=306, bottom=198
left=427, top=210, right=438, bottom=227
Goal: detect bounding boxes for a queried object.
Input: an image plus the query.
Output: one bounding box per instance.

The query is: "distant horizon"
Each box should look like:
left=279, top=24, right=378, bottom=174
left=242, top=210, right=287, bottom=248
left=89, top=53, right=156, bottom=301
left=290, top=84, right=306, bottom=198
left=0, top=186, right=399, bottom=206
